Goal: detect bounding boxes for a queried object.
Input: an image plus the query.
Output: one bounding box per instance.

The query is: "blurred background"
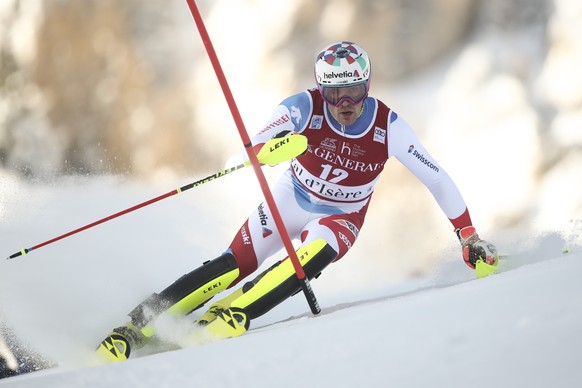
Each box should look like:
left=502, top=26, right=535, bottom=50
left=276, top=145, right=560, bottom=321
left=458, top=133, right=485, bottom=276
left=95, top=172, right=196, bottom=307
left=1, top=0, right=581, bottom=281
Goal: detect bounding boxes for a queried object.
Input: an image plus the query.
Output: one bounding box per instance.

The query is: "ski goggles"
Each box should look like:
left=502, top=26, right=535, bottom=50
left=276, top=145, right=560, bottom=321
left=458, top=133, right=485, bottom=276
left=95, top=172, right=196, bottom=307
left=319, top=82, right=369, bottom=107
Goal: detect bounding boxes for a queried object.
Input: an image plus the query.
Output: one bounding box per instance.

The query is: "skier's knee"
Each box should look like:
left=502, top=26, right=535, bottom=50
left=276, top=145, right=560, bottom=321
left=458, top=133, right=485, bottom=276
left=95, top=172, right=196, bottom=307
left=234, top=238, right=337, bottom=320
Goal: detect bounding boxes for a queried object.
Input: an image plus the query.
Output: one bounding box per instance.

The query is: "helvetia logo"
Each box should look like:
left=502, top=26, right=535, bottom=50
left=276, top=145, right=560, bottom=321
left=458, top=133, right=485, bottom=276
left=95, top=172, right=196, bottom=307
left=258, top=203, right=269, bottom=226
left=324, top=70, right=360, bottom=80
left=262, top=227, right=272, bottom=238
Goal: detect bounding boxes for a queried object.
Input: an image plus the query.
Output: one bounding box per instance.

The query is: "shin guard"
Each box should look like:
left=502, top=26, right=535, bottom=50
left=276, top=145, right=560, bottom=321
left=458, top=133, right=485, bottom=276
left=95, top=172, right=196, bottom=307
left=199, top=239, right=337, bottom=339
left=128, top=252, right=239, bottom=335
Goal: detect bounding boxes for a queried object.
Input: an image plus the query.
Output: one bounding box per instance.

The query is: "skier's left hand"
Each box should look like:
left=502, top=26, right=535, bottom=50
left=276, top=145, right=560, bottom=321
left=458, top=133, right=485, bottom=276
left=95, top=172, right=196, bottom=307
left=456, top=226, right=498, bottom=269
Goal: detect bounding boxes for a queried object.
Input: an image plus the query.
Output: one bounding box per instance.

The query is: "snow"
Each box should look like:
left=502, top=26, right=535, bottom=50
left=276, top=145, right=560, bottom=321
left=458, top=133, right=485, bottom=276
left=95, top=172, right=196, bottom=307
left=0, top=173, right=581, bottom=388
left=1, top=0, right=581, bottom=385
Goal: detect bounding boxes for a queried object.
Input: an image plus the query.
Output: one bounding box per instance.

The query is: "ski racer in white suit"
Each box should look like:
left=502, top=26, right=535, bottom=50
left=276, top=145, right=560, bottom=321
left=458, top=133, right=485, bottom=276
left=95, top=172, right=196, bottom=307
left=96, top=41, right=498, bottom=362
left=228, top=41, right=497, bottom=279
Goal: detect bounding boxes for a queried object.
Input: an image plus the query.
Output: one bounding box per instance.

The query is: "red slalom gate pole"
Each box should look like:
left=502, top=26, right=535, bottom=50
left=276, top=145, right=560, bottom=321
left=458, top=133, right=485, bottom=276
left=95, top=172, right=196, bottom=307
left=185, top=0, right=320, bottom=314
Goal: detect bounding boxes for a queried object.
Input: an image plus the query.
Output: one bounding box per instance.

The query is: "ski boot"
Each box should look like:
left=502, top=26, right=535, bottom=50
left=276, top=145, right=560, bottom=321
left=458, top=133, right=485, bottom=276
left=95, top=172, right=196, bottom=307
left=96, top=252, right=240, bottom=362
left=195, top=238, right=337, bottom=341
left=95, top=322, right=146, bottom=363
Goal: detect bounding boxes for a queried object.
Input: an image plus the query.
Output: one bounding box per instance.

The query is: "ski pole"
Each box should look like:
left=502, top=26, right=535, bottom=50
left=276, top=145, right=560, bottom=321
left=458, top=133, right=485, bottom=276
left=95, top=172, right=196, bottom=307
left=186, top=0, right=321, bottom=315
left=7, top=134, right=307, bottom=260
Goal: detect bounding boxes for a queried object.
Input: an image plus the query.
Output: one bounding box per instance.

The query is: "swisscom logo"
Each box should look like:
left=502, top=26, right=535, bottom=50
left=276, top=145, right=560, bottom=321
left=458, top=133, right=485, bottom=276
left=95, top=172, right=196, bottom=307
left=408, top=145, right=439, bottom=172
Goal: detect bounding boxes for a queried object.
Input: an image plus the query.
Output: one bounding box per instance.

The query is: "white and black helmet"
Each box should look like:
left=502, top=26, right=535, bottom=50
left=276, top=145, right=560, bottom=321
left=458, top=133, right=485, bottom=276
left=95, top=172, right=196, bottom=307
left=314, top=41, right=371, bottom=106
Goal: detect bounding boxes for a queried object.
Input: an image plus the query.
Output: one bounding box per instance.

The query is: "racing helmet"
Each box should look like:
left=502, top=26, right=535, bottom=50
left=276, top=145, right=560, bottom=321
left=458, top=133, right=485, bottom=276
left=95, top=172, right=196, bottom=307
left=314, top=41, right=371, bottom=106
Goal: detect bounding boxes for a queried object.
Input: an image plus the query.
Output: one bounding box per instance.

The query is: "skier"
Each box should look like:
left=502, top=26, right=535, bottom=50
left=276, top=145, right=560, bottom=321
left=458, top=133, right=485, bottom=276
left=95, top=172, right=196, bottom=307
left=96, top=41, right=498, bottom=362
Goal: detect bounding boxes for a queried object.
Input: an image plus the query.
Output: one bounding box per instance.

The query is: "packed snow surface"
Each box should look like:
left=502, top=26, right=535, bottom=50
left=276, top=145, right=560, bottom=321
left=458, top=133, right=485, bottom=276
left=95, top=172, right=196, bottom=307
left=1, top=175, right=581, bottom=388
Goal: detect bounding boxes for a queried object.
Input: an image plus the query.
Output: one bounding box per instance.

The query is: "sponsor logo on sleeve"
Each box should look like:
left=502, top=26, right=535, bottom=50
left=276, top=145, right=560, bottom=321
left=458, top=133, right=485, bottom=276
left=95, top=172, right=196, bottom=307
left=260, top=114, right=290, bottom=134
left=408, top=144, right=439, bottom=172
left=338, top=231, right=352, bottom=249
left=333, top=219, right=360, bottom=238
